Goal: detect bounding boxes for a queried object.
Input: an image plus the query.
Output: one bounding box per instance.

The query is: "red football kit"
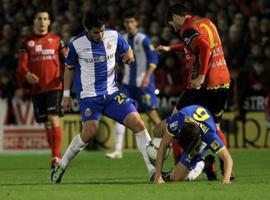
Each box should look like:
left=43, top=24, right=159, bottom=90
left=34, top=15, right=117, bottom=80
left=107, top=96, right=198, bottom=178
left=170, top=16, right=230, bottom=89
left=18, top=33, right=66, bottom=93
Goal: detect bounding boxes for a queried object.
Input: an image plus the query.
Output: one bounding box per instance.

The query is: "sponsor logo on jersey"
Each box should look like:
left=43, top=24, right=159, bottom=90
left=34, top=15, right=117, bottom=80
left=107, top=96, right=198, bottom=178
left=107, top=42, right=112, bottom=49
left=48, top=38, right=53, bottom=43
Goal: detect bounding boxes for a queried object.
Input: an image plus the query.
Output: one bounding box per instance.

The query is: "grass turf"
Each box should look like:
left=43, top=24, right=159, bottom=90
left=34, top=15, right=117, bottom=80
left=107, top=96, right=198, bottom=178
left=0, top=150, right=270, bottom=200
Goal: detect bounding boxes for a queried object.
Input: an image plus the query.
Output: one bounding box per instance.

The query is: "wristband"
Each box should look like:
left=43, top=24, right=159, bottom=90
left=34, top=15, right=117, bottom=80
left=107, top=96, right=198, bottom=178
left=63, top=90, right=70, bottom=97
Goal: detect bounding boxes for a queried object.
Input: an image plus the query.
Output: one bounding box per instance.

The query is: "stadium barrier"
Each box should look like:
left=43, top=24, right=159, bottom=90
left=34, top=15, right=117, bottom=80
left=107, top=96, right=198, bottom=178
left=0, top=96, right=269, bottom=151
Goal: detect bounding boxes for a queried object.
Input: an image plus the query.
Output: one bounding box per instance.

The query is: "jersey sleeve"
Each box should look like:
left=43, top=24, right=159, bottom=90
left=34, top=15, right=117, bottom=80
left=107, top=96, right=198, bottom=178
left=65, top=42, right=78, bottom=68
left=205, top=131, right=225, bottom=154
left=169, top=43, right=185, bottom=52
left=166, top=112, right=184, bottom=136
left=142, top=37, right=158, bottom=68
left=18, top=41, right=29, bottom=75
left=183, top=28, right=210, bottom=76
left=116, top=32, right=130, bottom=55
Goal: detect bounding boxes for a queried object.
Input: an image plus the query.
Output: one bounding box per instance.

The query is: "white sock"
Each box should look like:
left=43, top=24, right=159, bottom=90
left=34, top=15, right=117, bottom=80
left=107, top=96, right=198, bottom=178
left=115, top=122, right=125, bottom=153
left=186, top=161, right=205, bottom=181
left=135, top=129, right=155, bottom=177
left=59, top=134, right=87, bottom=169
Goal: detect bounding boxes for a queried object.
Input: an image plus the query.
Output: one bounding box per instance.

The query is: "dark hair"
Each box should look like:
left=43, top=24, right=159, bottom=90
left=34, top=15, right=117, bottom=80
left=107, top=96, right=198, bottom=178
left=123, top=9, right=138, bottom=20
left=178, top=123, right=202, bottom=154
left=34, top=6, right=52, bottom=20
left=165, top=4, right=189, bottom=23
left=83, top=8, right=109, bottom=30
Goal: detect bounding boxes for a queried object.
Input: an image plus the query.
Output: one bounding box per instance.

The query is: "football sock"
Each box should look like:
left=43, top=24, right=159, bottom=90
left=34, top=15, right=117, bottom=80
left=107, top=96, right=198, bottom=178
left=186, top=160, right=205, bottom=181
left=45, top=127, right=53, bottom=151
left=59, top=134, right=87, bottom=169
left=115, top=122, right=125, bottom=153
left=135, top=129, right=155, bottom=177
left=52, top=126, right=62, bottom=158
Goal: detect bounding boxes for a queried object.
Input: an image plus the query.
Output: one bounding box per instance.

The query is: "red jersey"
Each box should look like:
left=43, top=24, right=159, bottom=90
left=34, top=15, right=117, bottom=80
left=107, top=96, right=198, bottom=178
left=170, top=16, right=230, bottom=88
left=18, top=33, right=66, bottom=93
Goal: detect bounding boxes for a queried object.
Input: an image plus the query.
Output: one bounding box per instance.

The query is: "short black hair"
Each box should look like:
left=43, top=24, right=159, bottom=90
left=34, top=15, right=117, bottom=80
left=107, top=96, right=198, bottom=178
left=165, top=4, right=189, bottom=23
left=178, top=123, right=202, bottom=154
left=83, top=8, right=109, bottom=30
left=34, top=6, right=52, bottom=20
left=123, top=9, right=138, bottom=20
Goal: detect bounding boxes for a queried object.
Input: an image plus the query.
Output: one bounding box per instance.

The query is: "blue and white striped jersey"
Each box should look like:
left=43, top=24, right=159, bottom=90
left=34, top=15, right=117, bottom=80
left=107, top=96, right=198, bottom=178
left=122, top=32, right=158, bottom=87
left=65, top=29, right=130, bottom=98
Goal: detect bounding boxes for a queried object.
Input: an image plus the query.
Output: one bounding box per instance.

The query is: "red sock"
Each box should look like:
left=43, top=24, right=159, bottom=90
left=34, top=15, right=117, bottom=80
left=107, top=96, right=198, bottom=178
left=51, top=127, right=62, bottom=158
left=172, top=138, right=183, bottom=165
left=45, top=127, right=53, bottom=150
left=217, top=129, right=227, bottom=147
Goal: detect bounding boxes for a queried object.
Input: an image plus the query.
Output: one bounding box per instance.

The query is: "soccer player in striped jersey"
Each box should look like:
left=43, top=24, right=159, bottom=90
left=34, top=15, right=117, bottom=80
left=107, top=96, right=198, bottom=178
left=51, top=8, right=156, bottom=184
left=106, top=10, right=161, bottom=159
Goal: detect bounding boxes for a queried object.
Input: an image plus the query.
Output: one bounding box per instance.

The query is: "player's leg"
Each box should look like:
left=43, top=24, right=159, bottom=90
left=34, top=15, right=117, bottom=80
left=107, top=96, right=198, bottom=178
left=170, top=152, right=209, bottom=182
left=46, top=90, right=64, bottom=168
left=32, top=93, right=54, bottom=167
left=51, top=97, right=102, bottom=184
left=104, top=90, right=155, bottom=177
left=106, top=122, right=125, bottom=159
left=138, top=86, right=161, bottom=126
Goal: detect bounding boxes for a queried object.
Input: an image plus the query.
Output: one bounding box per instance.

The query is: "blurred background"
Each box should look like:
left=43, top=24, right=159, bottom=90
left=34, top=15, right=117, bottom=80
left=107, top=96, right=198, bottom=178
left=0, top=0, right=270, bottom=151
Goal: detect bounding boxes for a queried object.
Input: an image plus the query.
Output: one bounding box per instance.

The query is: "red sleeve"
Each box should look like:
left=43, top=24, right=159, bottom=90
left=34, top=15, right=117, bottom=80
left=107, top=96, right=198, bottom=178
left=169, top=43, right=184, bottom=52
left=190, top=36, right=211, bottom=75
left=18, top=42, right=29, bottom=75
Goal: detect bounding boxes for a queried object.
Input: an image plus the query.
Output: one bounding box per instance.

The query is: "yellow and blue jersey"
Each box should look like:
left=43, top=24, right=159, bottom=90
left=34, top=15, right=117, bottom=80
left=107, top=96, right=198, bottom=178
left=166, top=105, right=225, bottom=169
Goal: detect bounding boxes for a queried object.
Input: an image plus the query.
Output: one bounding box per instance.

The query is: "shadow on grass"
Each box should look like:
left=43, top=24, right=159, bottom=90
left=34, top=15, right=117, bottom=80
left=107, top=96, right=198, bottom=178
left=0, top=179, right=150, bottom=186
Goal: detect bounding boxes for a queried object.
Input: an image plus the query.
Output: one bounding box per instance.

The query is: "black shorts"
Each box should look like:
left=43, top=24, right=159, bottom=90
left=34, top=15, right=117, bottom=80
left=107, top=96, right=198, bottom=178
left=32, top=90, right=63, bottom=123
left=176, top=86, right=230, bottom=123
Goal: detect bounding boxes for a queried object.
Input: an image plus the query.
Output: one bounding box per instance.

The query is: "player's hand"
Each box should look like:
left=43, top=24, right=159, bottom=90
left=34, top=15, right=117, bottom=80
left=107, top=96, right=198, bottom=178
left=62, top=96, right=72, bottom=112
left=122, top=48, right=135, bottom=64
left=156, top=45, right=170, bottom=53
left=191, top=75, right=205, bottom=90
left=154, top=176, right=165, bottom=184
left=141, top=76, right=150, bottom=88
left=25, top=72, right=39, bottom=84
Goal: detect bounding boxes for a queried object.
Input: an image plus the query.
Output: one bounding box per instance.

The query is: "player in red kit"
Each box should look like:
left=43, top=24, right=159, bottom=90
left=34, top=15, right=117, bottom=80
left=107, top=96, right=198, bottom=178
left=17, top=7, right=66, bottom=168
left=156, top=4, right=233, bottom=180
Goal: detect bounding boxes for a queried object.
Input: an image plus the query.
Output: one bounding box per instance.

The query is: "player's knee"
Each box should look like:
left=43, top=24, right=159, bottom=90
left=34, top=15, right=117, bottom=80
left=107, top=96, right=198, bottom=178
left=131, top=117, right=145, bottom=133
left=82, top=122, right=98, bottom=142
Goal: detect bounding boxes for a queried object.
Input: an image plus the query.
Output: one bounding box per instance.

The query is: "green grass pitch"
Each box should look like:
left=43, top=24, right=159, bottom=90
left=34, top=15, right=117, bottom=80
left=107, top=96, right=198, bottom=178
left=0, top=150, right=270, bottom=200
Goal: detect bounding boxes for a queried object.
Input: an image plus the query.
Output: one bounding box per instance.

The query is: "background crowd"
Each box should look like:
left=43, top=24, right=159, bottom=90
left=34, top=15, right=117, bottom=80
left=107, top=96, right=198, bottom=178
left=1, top=0, right=270, bottom=119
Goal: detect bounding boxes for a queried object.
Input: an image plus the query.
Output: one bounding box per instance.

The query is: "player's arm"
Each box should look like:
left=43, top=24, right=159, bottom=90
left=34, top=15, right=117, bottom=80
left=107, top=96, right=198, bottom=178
left=122, top=47, right=135, bottom=64
left=18, top=42, right=39, bottom=84
left=116, top=32, right=134, bottom=64
left=154, top=129, right=173, bottom=184
left=63, top=42, right=77, bottom=111
left=141, top=38, right=158, bottom=88
left=156, top=43, right=184, bottom=52
left=183, top=28, right=210, bottom=89
left=62, top=65, right=74, bottom=111
left=218, top=147, right=233, bottom=184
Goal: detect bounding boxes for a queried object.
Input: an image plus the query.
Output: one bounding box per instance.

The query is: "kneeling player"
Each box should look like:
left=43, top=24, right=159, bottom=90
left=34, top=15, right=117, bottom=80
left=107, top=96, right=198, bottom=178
left=154, top=105, right=233, bottom=184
